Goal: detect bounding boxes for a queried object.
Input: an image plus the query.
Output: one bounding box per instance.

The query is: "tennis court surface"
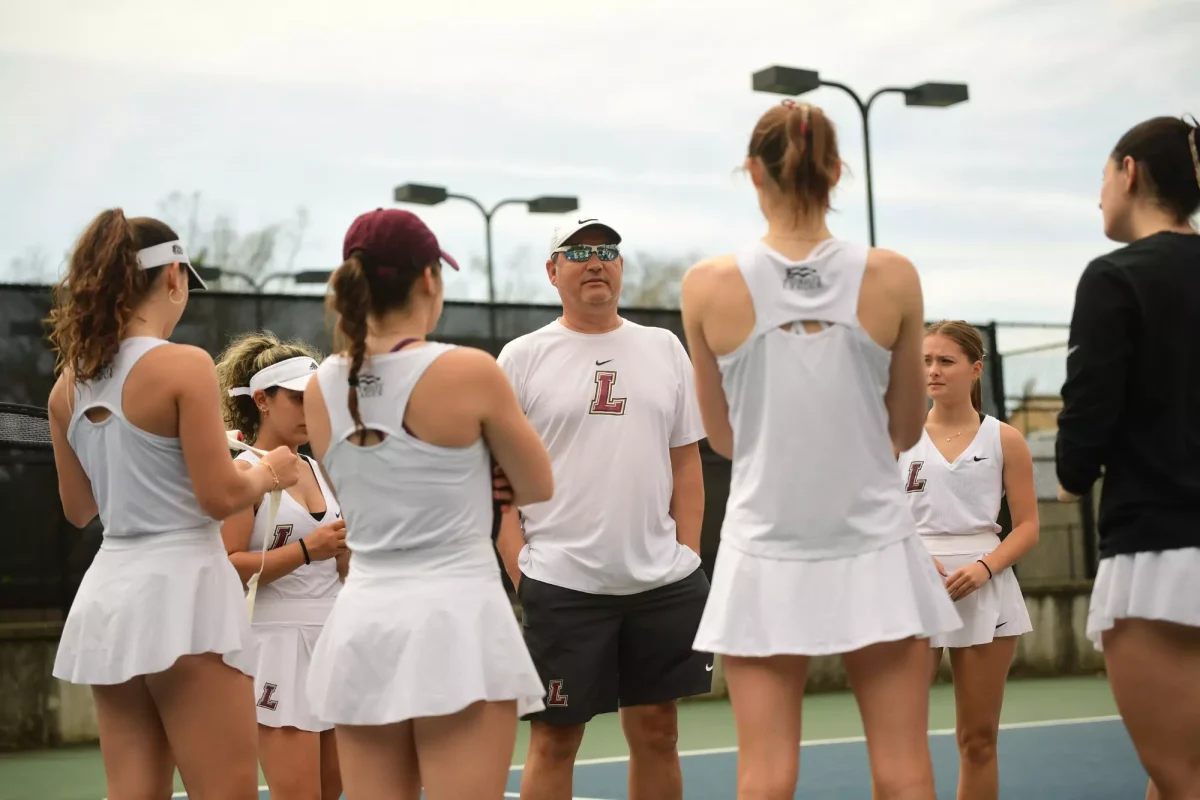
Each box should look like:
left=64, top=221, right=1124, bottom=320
left=0, top=676, right=1146, bottom=800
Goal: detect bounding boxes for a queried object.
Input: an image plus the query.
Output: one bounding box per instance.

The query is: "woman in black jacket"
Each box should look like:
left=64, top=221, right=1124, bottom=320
left=1056, top=115, right=1200, bottom=800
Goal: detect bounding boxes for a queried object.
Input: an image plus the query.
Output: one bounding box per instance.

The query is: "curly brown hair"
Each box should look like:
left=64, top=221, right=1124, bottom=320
left=215, top=331, right=323, bottom=445
left=46, top=209, right=182, bottom=382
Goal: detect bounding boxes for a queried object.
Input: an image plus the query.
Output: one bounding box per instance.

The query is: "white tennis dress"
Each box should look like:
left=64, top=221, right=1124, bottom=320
left=305, top=343, right=545, bottom=725
left=53, top=337, right=256, bottom=685
left=1087, top=548, right=1200, bottom=650
left=693, top=239, right=962, bottom=657
left=236, top=450, right=340, bottom=731
left=899, top=415, right=1033, bottom=648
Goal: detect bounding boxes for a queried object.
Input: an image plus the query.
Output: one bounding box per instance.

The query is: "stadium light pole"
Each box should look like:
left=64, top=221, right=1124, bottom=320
left=751, top=66, right=969, bottom=246
left=392, top=183, right=579, bottom=308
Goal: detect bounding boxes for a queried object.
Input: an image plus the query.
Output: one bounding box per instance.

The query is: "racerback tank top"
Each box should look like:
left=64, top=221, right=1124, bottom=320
left=717, top=239, right=915, bottom=560
left=314, top=343, right=497, bottom=578
left=235, top=451, right=343, bottom=608
left=66, top=337, right=214, bottom=538
left=899, top=414, right=1005, bottom=556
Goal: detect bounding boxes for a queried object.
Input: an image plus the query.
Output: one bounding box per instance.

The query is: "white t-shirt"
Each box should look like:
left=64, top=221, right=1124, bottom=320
left=498, top=319, right=706, bottom=595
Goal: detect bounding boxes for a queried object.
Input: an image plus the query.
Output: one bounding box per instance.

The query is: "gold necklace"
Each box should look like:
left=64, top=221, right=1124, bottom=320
left=945, top=430, right=964, bottom=442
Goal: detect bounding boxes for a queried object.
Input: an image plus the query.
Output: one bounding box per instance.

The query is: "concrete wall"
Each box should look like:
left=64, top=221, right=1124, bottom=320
left=1018, top=501, right=1092, bottom=582
left=0, top=623, right=96, bottom=752
left=0, top=583, right=1103, bottom=752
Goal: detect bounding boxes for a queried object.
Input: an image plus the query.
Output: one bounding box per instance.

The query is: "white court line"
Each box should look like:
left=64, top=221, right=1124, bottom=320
left=165, top=791, right=603, bottom=799
left=133, top=715, right=1121, bottom=798
left=506, top=713, right=1124, bottom=771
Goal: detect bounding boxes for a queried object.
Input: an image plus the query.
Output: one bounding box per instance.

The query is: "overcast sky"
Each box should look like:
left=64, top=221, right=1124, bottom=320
left=2, top=0, right=1196, bottom=393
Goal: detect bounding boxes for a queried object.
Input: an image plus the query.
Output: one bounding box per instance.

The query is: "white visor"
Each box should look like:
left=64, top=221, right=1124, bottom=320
left=136, top=240, right=207, bottom=290
left=228, top=356, right=319, bottom=397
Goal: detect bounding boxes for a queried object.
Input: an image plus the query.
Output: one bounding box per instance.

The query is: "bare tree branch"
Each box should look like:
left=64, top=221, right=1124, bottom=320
left=499, top=245, right=544, bottom=302
left=155, top=192, right=310, bottom=291
left=619, top=251, right=700, bottom=309
left=8, top=247, right=52, bottom=284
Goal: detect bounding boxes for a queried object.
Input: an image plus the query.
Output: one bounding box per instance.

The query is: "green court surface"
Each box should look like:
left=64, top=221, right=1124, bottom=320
left=0, top=676, right=1144, bottom=800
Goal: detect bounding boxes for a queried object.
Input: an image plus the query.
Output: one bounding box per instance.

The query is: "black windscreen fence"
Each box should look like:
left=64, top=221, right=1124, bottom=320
left=0, top=284, right=1002, bottom=615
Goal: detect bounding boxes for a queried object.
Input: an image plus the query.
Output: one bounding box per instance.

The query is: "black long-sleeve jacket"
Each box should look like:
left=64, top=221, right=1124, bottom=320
left=1056, top=231, right=1200, bottom=558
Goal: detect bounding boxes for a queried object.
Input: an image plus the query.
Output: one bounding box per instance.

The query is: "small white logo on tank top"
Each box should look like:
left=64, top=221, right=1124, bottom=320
left=356, top=373, right=384, bottom=398
left=783, top=265, right=822, bottom=291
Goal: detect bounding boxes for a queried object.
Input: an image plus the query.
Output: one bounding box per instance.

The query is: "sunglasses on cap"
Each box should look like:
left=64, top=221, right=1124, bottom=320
left=553, top=244, right=621, bottom=263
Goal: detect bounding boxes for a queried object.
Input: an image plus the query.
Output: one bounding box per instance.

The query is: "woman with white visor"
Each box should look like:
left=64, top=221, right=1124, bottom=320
left=218, top=332, right=349, bottom=800
left=48, top=210, right=301, bottom=799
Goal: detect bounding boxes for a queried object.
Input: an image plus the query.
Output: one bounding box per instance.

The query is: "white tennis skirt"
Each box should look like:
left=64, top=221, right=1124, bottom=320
left=53, top=527, right=257, bottom=685
left=927, top=552, right=1032, bottom=649
left=306, top=564, right=545, bottom=726
left=1087, top=547, right=1200, bottom=651
left=693, top=533, right=963, bottom=657
left=250, top=598, right=335, bottom=732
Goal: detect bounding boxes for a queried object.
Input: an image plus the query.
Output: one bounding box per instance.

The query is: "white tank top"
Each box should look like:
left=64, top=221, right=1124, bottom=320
left=314, top=343, right=497, bottom=578
left=66, top=337, right=215, bottom=538
left=235, top=451, right=342, bottom=621
left=717, top=239, right=915, bottom=560
left=899, top=414, right=1005, bottom=556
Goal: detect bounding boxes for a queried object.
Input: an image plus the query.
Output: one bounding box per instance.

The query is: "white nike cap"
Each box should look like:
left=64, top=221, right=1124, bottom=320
left=549, top=217, right=622, bottom=253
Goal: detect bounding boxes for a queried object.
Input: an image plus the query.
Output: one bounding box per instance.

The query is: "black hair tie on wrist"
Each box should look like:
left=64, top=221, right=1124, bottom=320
left=977, top=559, right=993, bottom=580
left=299, top=539, right=311, bottom=565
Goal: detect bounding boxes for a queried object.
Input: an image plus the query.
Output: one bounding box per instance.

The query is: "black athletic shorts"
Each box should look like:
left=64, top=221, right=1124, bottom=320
left=517, top=566, right=713, bottom=727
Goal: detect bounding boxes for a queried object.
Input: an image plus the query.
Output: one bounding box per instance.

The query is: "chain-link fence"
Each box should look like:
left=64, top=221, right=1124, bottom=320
left=993, top=323, right=1097, bottom=585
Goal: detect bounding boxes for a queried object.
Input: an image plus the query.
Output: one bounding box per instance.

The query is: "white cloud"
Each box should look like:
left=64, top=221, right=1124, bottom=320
left=1, top=0, right=1197, bottom=336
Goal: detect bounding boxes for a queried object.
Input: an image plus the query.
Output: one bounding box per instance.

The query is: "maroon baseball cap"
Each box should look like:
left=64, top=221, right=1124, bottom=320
left=342, top=208, right=460, bottom=271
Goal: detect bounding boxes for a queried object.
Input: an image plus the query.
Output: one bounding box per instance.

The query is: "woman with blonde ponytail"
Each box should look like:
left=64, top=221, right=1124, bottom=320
left=898, top=320, right=1040, bottom=800
left=45, top=209, right=301, bottom=800
left=683, top=100, right=960, bottom=799
left=216, top=331, right=346, bottom=800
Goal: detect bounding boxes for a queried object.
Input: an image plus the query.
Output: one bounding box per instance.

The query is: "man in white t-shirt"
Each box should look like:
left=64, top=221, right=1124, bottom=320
left=496, top=217, right=709, bottom=800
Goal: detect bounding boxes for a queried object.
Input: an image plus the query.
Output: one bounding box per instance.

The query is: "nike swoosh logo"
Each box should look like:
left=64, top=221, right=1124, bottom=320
left=1067, top=345, right=1079, bottom=357
left=973, top=456, right=987, bottom=462
left=596, top=359, right=612, bottom=366
left=705, top=663, right=714, bottom=672
left=995, top=621, right=1007, bottom=629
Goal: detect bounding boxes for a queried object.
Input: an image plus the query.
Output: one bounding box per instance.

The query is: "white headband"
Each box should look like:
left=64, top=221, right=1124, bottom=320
left=228, top=357, right=319, bottom=398
left=136, top=240, right=190, bottom=269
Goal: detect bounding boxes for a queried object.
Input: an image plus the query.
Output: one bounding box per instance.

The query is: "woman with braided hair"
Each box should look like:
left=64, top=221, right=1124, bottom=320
left=302, top=208, right=554, bottom=799
left=1057, top=115, right=1200, bottom=800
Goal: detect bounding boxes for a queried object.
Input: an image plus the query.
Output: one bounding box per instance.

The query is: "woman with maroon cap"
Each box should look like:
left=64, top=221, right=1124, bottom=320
left=302, top=208, right=554, bottom=799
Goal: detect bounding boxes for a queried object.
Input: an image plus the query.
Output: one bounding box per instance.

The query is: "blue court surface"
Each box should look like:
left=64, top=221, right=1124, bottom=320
left=189, top=715, right=1145, bottom=799
left=498, top=716, right=1146, bottom=800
